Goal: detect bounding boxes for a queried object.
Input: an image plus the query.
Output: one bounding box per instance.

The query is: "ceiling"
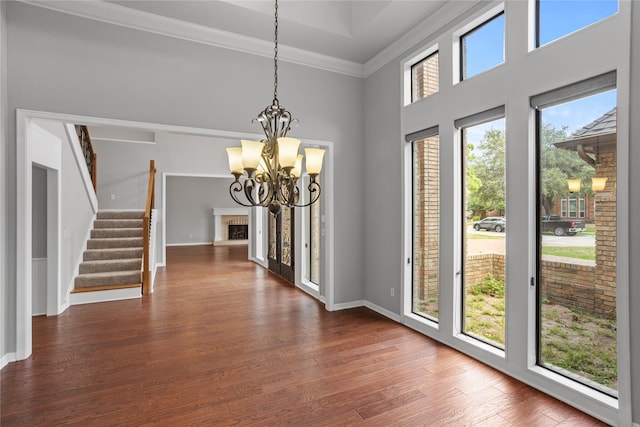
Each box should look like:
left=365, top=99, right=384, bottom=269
left=108, top=0, right=449, bottom=64
left=23, top=0, right=472, bottom=76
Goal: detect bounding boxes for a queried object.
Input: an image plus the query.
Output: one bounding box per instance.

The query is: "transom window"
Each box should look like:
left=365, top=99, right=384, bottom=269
left=537, top=0, right=618, bottom=47
left=411, top=51, right=439, bottom=103
left=460, top=12, right=505, bottom=80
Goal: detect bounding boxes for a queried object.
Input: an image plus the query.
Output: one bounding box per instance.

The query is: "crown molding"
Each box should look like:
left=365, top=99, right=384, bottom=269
left=19, top=0, right=366, bottom=78
left=20, top=0, right=482, bottom=80
left=364, top=1, right=479, bottom=77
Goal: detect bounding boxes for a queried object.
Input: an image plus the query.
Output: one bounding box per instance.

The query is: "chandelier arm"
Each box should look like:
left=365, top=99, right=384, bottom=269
left=287, top=180, right=321, bottom=208
left=243, top=177, right=259, bottom=205
left=257, top=175, right=275, bottom=206
left=229, top=180, right=258, bottom=207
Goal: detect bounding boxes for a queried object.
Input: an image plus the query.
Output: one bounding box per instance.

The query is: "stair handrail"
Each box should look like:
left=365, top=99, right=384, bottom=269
left=142, top=160, right=156, bottom=295
left=75, top=125, right=98, bottom=191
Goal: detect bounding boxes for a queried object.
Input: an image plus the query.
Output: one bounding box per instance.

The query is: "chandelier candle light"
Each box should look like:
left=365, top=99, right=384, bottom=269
left=226, top=0, right=325, bottom=216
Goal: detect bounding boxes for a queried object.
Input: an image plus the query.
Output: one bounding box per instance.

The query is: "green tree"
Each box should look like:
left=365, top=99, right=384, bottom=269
left=468, top=129, right=505, bottom=214
left=540, top=122, right=594, bottom=214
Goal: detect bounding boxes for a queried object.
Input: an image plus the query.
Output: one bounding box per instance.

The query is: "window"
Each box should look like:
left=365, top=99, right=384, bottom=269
left=537, top=0, right=618, bottom=47
left=461, top=12, right=504, bottom=80
left=568, top=194, right=577, bottom=217
left=561, top=199, right=567, bottom=217
left=412, top=132, right=440, bottom=321
left=459, top=112, right=506, bottom=349
left=411, top=51, right=439, bottom=103
left=535, top=82, right=617, bottom=396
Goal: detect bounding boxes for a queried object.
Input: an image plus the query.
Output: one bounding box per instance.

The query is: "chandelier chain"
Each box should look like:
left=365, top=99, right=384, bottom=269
left=273, top=0, right=279, bottom=103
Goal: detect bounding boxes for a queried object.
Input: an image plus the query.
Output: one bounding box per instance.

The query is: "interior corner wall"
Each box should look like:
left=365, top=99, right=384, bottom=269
left=362, top=60, right=403, bottom=314
left=629, top=1, right=640, bottom=423
left=3, top=0, right=364, bottom=358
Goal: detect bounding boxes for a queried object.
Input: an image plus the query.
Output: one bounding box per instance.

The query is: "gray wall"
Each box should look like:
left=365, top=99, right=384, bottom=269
left=1, top=0, right=8, bottom=366
left=92, top=132, right=250, bottom=254
left=363, top=59, right=402, bottom=314
left=3, top=1, right=364, bottom=356
left=31, top=166, right=47, bottom=258
left=166, top=176, right=236, bottom=245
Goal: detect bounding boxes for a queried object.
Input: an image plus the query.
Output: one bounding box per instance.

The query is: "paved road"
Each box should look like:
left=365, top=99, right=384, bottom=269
left=466, top=226, right=595, bottom=256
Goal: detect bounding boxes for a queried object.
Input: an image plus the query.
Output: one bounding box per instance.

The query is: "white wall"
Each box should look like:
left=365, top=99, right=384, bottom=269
left=36, top=121, right=96, bottom=305
left=3, top=1, right=364, bottom=358
left=165, top=176, right=236, bottom=245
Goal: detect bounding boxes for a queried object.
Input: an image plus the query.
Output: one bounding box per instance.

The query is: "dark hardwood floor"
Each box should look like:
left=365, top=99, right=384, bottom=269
left=2, top=245, right=606, bottom=426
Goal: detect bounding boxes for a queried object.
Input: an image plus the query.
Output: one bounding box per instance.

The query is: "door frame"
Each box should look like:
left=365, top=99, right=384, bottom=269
left=15, top=109, right=336, bottom=362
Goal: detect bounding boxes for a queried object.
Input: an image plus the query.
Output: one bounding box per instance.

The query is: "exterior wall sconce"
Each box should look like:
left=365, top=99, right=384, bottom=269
left=567, top=179, right=581, bottom=193
left=591, top=176, right=608, bottom=192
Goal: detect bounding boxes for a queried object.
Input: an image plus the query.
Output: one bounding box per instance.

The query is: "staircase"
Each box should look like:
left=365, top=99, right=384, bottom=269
left=72, top=210, right=145, bottom=297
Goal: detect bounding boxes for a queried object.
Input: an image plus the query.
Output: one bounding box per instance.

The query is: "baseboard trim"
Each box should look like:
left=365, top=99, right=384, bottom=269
left=0, top=352, right=17, bottom=371
left=70, top=287, right=141, bottom=305
left=166, top=242, right=212, bottom=247
left=364, top=301, right=403, bottom=323
left=331, top=300, right=365, bottom=311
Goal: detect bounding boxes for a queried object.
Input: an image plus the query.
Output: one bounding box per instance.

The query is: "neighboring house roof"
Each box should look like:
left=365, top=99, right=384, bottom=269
left=554, top=107, right=616, bottom=156
left=567, top=107, right=617, bottom=140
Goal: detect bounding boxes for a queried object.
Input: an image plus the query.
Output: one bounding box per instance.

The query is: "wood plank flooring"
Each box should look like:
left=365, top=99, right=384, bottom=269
left=1, top=245, right=607, bottom=426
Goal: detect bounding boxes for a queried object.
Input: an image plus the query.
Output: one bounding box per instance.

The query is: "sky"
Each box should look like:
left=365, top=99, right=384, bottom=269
left=463, top=0, right=618, bottom=141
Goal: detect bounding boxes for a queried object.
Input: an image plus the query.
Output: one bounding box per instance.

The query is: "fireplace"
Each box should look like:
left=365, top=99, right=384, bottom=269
left=212, top=208, right=249, bottom=245
left=228, top=224, right=248, bottom=240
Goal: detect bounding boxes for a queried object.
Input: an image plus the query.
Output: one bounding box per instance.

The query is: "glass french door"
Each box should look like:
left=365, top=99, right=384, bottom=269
left=268, top=208, right=294, bottom=282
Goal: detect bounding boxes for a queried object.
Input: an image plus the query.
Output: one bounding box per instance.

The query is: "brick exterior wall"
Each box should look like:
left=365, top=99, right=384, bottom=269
left=413, top=136, right=439, bottom=301
left=464, top=253, right=504, bottom=291
left=593, top=148, right=617, bottom=317
left=540, top=260, right=597, bottom=314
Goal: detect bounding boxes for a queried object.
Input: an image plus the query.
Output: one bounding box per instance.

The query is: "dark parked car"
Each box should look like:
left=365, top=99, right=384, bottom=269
left=541, top=215, right=585, bottom=236
left=473, top=216, right=506, bottom=232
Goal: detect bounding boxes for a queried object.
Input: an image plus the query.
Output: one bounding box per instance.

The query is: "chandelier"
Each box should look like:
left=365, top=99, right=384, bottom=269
left=226, top=0, right=325, bottom=216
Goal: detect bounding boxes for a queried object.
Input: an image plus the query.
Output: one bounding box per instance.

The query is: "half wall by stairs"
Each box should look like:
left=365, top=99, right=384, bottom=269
left=71, top=210, right=145, bottom=303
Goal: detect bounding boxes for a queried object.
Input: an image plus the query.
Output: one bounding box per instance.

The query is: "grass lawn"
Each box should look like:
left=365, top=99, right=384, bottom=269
left=417, top=274, right=618, bottom=391
left=541, top=246, right=595, bottom=260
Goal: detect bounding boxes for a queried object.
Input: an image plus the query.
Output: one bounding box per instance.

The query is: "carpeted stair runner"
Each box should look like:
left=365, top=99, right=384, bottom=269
left=73, top=210, right=145, bottom=292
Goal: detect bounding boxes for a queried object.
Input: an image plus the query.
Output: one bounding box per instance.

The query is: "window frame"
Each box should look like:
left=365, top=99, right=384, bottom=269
left=400, top=1, right=630, bottom=422
left=404, top=44, right=439, bottom=106
left=458, top=10, right=505, bottom=82
left=411, top=50, right=440, bottom=103
left=535, top=0, right=619, bottom=49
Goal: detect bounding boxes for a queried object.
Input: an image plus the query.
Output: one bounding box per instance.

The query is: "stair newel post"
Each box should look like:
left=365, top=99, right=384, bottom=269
left=142, top=160, right=156, bottom=295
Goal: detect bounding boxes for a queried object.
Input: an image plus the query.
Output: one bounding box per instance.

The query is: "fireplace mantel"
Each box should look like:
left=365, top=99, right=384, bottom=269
left=212, top=208, right=249, bottom=245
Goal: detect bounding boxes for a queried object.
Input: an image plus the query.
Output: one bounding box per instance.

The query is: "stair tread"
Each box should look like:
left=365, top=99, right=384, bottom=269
left=89, top=237, right=142, bottom=241
left=71, top=283, right=141, bottom=293
left=94, top=227, right=143, bottom=231
left=81, top=258, right=142, bottom=265
left=85, top=247, right=142, bottom=252
left=77, top=270, right=140, bottom=278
